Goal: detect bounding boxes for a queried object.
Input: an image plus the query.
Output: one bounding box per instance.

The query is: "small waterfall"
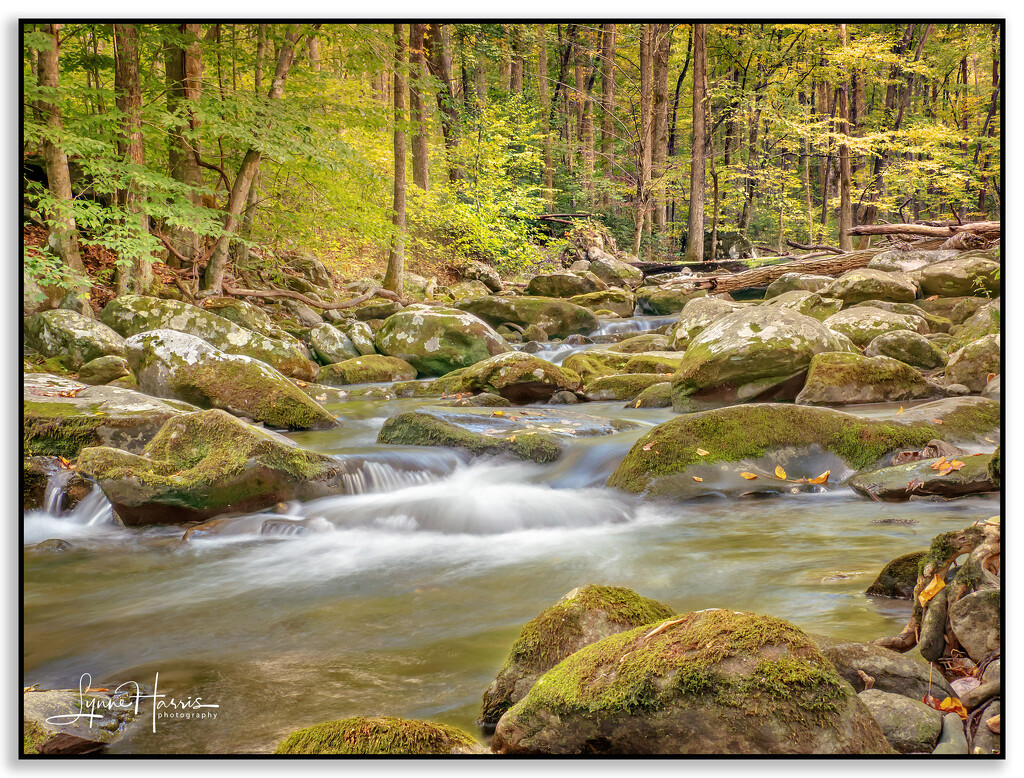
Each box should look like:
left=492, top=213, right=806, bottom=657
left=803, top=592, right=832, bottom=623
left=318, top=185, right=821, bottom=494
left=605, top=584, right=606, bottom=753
left=340, top=461, right=441, bottom=495
left=260, top=517, right=334, bottom=537
left=43, top=469, right=74, bottom=515
left=594, top=315, right=678, bottom=337
left=24, top=472, right=116, bottom=545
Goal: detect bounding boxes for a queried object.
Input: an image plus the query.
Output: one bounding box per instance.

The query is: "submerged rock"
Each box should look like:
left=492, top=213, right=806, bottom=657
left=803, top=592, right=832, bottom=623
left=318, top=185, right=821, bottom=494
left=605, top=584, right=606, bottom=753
left=848, top=453, right=998, bottom=501
left=492, top=609, right=893, bottom=755
left=25, top=309, right=126, bottom=370
left=374, top=306, right=510, bottom=376
left=480, top=585, right=675, bottom=726
left=275, top=716, right=485, bottom=755
left=865, top=551, right=926, bottom=599
left=456, top=296, right=599, bottom=339
left=795, top=352, right=940, bottom=405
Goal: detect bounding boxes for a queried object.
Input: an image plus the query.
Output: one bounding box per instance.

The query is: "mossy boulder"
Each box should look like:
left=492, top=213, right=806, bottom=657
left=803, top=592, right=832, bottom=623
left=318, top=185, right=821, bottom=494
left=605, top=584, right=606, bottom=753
left=77, top=409, right=358, bottom=525
left=569, top=289, right=637, bottom=318
left=24, top=309, right=126, bottom=370
left=763, top=290, right=843, bottom=322
left=339, top=319, right=377, bottom=356
left=622, top=351, right=688, bottom=375
left=948, top=589, right=1000, bottom=664
left=527, top=271, right=606, bottom=298
left=23, top=686, right=144, bottom=754
left=23, top=373, right=195, bottom=458
left=944, top=334, right=999, bottom=392
left=584, top=373, right=667, bottom=401
left=492, top=608, right=892, bottom=755
left=200, top=296, right=304, bottom=347
left=607, top=334, right=672, bottom=353
left=865, top=551, right=926, bottom=598
left=630, top=381, right=673, bottom=408
left=867, top=248, right=960, bottom=274
left=988, top=445, right=1000, bottom=483
left=823, top=268, right=919, bottom=305
left=481, top=585, right=675, bottom=726
left=671, top=307, right=851, bottom=412
left=275, top=717, right=484, bottom=755
left=464, top=260, right=503, bottom=292
left=448, top=279, right=492, bottom=301
left=350, top=299, right=403, bottom=321
left=101, top=295, right=316, bottom=379
left=851, top=300, right=951, bottom=334
left=635, top=286, right=707, bottom=315
left=77, top=355, right=133, bottom=385
left=764, top=272, right=833, bottom=298
left=950, top=299, right=1000, bottom=349
left=456, top=296, right=599, bottom=339
left=669, top=296, right=747, bottom=350
left=318, top=355, right=417, bottom=385
left=864, top=330, right=947, bottom=369
left=562, top=350, right=632, bottom=384
left=823, top=306, right=928, bottom=348
left=308, top=322, right=361, bottom=364
left=795, top=352, right=939, bottom=405
left=589, top=255, right=644, bottom=289
left=606, top=399, right=999, bottom=499
left=848, top=453, right=998, bottom=501
left=916, top=295, right=988, bottom=324
left=857, top=689, right=943, bottom=754
left=374, top=306, right=510, bottom=376
left=432, top=351, right=581, bottom=403
left=910, top=257, right=1000, bottom=297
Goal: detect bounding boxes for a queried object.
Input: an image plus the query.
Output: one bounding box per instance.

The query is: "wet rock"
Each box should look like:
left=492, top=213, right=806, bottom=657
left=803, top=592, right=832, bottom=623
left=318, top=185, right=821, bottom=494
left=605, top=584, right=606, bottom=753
left=318, top=355, right=417, bottom=385
left=823, top=268, right=919, bottom=305
left=945, top=334, right=999, bottom=392
left=589, top=255, right=644, bottom=289
left=101, top=295, right=316, bottom=379
left=569, top=289, right=636, bottom=318
left=562, top=350, right=632, bottom=383
left=126, top=329, right=336, bottom=431
left=439, top=392, right=511, bottom=408
left=811, top=635, right=955, bottom=701
left=865, top=551, right=925, bottom=598
left=911, top=256, right=1000, bottom=297
left=823, top=307, right=928, bottom=348
left=480, top=585, right=674, bottom=726
left=622, top=351, right=688, bottom=375
left=864, top=330, right=946, bottom=369
left=764, top=272, right=833, bottom=298
left=25, top=309, right=126, bottom=370
left=549, top=390, right=580, bottom=404
left=981, top=374, right=1000, bottom=401
left=931, top=712, right=969, bottom=754
left=763, top=290, right=843, bottom=321
left=867, top=248, right=960, bottom=274
left=849, top=453, right=998, bottom=502
left=23, top=373, right=195, bottom=458
left=275, top=716, right=485, bottom=755
left=635, top=286, right=707, bottom=315
left=629, top=381, right=673, bottom=408
left=607, top=333, right=672, bottom=353
left=76, top=355, right=133, bottom=385
left=917, top=587, right=949, bottom=662
left=431, top=351, right=581, bottom=403
left=374, top=306, right=510, bottom=376
left=795, top=352, right=940, bottom=405
left=949, top=589, right=1000, bottom=663
left=30, top=538, right=74, bottom=553
left=857, top=689, right=942, bottom=753
left=669, top=296, right=748, bottom=350
left=77, top=409, right=359, bottom=525
left=527, top=271, right=606, bottom=298
left=456, top=296, right=599, bottom=340
left=23, top=686, right=144, bottom=754
left=492, top=609, right=893, bottom=755
left=308, top=322, right=361, bottom=364
left=584, top=373, right=667, bottom=401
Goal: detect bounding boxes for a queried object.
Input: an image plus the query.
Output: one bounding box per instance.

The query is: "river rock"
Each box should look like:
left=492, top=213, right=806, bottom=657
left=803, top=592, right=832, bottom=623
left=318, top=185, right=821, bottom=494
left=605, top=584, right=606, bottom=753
left=77, top=409, right=359, bottom=525
left=607, top=334, right=672, bottom=353
left=606, top=400, right=1000, bottom=499
left=917, top=587, right=949, bottom=662
left=931, top=712, right=969, bottom=754
left=492, top=609, right=893, bottom=755
left=635, top=286, right=707, bottom=315
left=868, top=248, right=961, bottom=274
left=101, top=295, right=316, bottom=380
left=948, top=589, right=1000, bottom=663
left=527, top=271, right=606, bottom=298
left=795, top=352, right=939, bottom=405
left=851, top=300, right=951, bottom=333
left=950, top=299, right=999, bottom=349
left=857, top=689, right=942, bottom=753
left=669, top=296, right=747, bottom=350
left=25, top=309, right=126, bottom=370
left=448, top=279, right=492, bottom=301
left=584, top=373, right=668, bottom=401
left=763, top=290, right=843, bottom=321
left=432, top=351, right=581, bottom=403
left=374, top=306, right=510, bottom=376
left=200, top=297, right=304, bottom=347
left=318, top=355, right=417, bottom=385
left=764, top=273, right=833, bottom=298
left=456, top=296, right=599, bottom=339
left=917, top=295, right=987, bottom=324
left=308, top=322, right=360, bottom=364
left=480, top=585, right=675, bottom=726
left=630, top=381, right=673, bottom=408
left=672, top=307, right=852, bottom=412
left=944, top=334, right=999, bottom=392
left=562, top=350, right=633, bottom=383
left=982, top=374, right=1000, bottom=401
left=849, top=453, right=997, bottom=501
left=77, top=355, right=133, bottom=385
left=911, top=256, right=1000, bottom=297
left=823, top=268, right=919, bottom=305
left=464, top=260, right=503, bottom=292
left=824, top=307, right=929, bottom=348
left=864, top=330, right=947, bottom=369
left=339, top=319, right=377, bottom=356
left=24, top=686, right=145, bottom=754
left=24, top=372, right=195, bottom=458
left=811, top=635, right=955, bottom=701
left=569, top=289, right=636, bottom=317
left=865, top=551, right=925, bottom=598
left=23, top=456, right=92, bottom=512
left=588, top=255, right=643, bottom=289
left=275, top=717, right=485, bottom=755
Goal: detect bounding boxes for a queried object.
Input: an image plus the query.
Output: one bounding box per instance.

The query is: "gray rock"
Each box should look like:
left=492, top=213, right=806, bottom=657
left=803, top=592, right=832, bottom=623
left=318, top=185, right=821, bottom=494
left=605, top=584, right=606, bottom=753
left=945, top=334, right=1000, bottom=393
left=868, top=248, right=960, bottom=274
left=949, top=589, right=1000, bottom=663
left=824, top=306, right=929, bottom=348
left=812, top=635, right=955, bottom=701
left=849, top=453, right=998, bottom=502
left=971, top=699, right=1000, bottom=754
left=456, top=296, right=599, bottom=340
left=981, top=374, right=1000, bottom=401
left=796, top=352, right=940, bottom=406
left=25, top=309, right=126, bottom=370
left=763, top=290, right=843, bottom=321
left=764, top=272, right=833, bottom=298
left=931, top=712, right=968, bottom=754
left=526, top=271, right=606, bottom=298
left=375, top=306, right=511, bottom=376
left=464, top=260, right=503, bottom=292
left=858, top=689, right=942, bottom=753
left=918, top=587, right=949, bottom=662
left=568, top=259, right=591, bottom=273
left=588, top=255, right=644, bottom=289
left=962, top=680, right=999, bottom=710
left=309, top=322, right=361, bottom=364
left=281, top=298, right=325, bottom=326
left=824, top=268, right=919, bottom=305
left=911, top=257, right=1000, bottom=297
left=669, top=296, right=748, bottom=350
left=865, top=330, right=947, bottom=369
left=77, top=355, right=133, bottom=385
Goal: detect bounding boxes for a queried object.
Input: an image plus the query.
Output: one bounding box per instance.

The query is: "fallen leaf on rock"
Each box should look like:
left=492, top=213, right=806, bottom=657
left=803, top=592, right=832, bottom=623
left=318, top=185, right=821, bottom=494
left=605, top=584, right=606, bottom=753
left=315, top=394, right=327, bottom=402
left=296, top=381, right=307, bottom=387
left=808, top=470, right=830, bottom=485
left=925, top=295, right=939, bottom=301
left=696, top=448, right=710, bottom=456
left=921, top=694, right=944, bottom=712
left=642, top=441, right=657, bottom=451
left=930, top=456, right=947, bottom=470
left=635, top=400, right=642, bottom=408
left=775, top=465, right=787, bottom=480
left=740, top=472, right=758, bottom=480
left=939, top=460, right=965, bottom=476
left=939, top=697, right=968, bottom=720
left=931, top=418, right=943, bottom=425
left=897, top=406, right=904, bottom=414
left=918, top=574, right=946, bottom=608
left=492, top=410, right=504, bottom=416
left=907, top=477, right=923, bottom=491
left=692, top=476, right=703, bottom=482
left=987, top=372, right=996, bottom=383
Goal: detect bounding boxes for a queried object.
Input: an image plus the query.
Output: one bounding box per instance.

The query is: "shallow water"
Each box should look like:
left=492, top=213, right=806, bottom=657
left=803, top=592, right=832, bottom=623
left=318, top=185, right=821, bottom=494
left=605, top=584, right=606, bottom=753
left=23, top=389, right=998, bottom=754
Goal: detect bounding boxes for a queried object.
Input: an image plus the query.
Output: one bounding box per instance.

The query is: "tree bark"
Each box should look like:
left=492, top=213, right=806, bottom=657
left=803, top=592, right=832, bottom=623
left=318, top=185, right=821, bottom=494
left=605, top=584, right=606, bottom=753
left=424, top=24, right=461, bottom=182
left=538, top=23, right=553, bottom=208
left=684, top=23, right=707, bottom=262
left=599, top=23, right=616, bottom=208
left=837, top=24, right=853, bottom=251
left=632, top=24, right=654, bottom=257
left=35, top=23, right=84, bottom=273
left=384, top=23, right=407, bottom=295
left=651, top=24, right=672, bottom=235
left=409, top=23, right=429, bottom=191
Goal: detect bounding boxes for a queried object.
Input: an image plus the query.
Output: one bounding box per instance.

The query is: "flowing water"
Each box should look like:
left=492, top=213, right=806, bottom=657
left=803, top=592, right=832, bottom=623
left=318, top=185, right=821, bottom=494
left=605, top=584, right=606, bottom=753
left=23, top=330, right=998, bottom=754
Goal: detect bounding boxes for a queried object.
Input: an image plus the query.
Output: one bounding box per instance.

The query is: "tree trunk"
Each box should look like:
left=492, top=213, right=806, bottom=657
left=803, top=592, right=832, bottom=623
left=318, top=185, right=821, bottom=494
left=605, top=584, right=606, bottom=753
left=538, top=23, right=553, bottom=208
left=424, top=24, right=461, bottom=182
left=201, top=26, right=307, bottom=293
left=510, top=26, right=524, bottom=93
left=35, top=23, right=84, bottom=273
left=384, top=23, right=407, bottom=295
left=499, top=25, right=513, bottom=92
left=684, top=23, right=707, bottom=262
left=599, top=23, right=615, bottom=208
left=651, top=23, right=671, bottom=236
left=837, top=25, right=853, bottom=251
left=234, top=25, right=265, bottom=270
left=632, top=25, right=654, bottom=257
left=409, top=23, right=429, bottom=191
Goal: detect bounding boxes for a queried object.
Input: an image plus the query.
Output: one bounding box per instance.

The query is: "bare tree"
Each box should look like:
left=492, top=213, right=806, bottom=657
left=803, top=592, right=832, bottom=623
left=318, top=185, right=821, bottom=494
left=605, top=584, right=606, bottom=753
left=383, top=23, right=407, bottom=295
left=837, top=24, right=853, bottom=251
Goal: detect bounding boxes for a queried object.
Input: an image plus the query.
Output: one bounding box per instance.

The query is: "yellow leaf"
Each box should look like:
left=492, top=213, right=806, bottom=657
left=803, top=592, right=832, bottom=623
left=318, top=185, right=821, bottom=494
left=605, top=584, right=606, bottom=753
left=897, top=406, right=904, bottom=414
left=918, top=574, right=946, bottom=608
left=692, top=476, right=703, bottom=482
left=931, top=418, right=943, bottom=425
left=740, top=472, right=758, bottom=480
left=808, top=470, right=831, bottom=485
left=930, top=456, right=947, bottom=471
left=507, top=436, right=516, bottom=442
left=775, top=465, right=787, bottom=480
left=492, top=410, right=504, bottom=416
left=939, top=697, right=968, bottom=720
left=696, top=448, right=710, bottom=456
left=635, top=400, right=642, bottom=408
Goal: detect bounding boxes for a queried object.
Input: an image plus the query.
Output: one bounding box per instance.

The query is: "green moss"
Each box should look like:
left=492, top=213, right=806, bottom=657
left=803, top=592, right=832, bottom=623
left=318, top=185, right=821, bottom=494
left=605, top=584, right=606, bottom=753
left=23, top=720, right=52, bottom=755
left=623, top=352, right=687, bottom=375
left=865, top=551, right=925, bottom=598
left=318, top=355, right=417, bottom=385
left=585, top=373, right=666, bottom=401
left=563, top=351, right=631, bottom=383
left=988, top=446, right=1001, bottom=484
left=606, top=334, right=672, bottom=353
left=23, top=356, right=72, bottom=375
left=805, top=352, right=924, bottom=389
left=275, top=716, right=480, bottom=755
left=631, top=382, right=673, bottom=408
left=911, top=527, right=985, bottom=620
left=23, top=401, right=106, bottom=458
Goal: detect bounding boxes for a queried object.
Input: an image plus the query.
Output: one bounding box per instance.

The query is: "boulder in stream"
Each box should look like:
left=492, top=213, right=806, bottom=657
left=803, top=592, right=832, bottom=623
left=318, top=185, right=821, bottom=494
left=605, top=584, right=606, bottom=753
left=430, top=351, right=581, bottom=403
left=668, top=296, right=748, bottom=350
left=822, top=268, right=919, bottom=304
left=944, top=334, right=1000, bottom=393
left=795, top=352, right=941, bottom=405
left=910, top=256, right=1000, bottom=297
left=857, top=689, right=943, bottom=753
left=764, top=272, right=833, bottom=298
left=864, top=551, right=926, bottom=599
left=456, top=296, right=599, bottom=339
left=275, top=716, right=485, bottom=755
left=823, top=307, right=929, bottom=348
left=308, top=322, right=361, bottom=364
left=318, top=355, right=417, bottom=385
left=25, top=309, right=126, bottom=370
left=588, top=255, right=643, bottom=289
left=374, top=306, right=510, bottom=376
left=848, top=453, right=998, bottom=501
left=864, top=330, right=947, bottom=369
left=584, top=373, right=668, bottom=402
left=527, top=271, right=607, bottom=298
left=568, top=289, right=637, bottom=318
left=635, top=286, right=707, bottom=315
left=762, top=290, right=843, bottom=322
left=77, top=355, right=133, bottom=385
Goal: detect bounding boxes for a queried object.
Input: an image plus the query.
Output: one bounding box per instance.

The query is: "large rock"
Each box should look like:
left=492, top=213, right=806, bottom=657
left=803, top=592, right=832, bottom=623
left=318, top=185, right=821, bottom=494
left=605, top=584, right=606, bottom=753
left=568, top=289, right=636, bottom=318
left=823, top=268, right=919, bottom=305
left=77, top=355, right=133, bottom=385
left=669, top=296, right=747, bottom=351
left=480, top=585, right=674, bottom=726
left=456, top=296, right=599, bottom=339
left=338, top=319, right=377, bottom=356
left=374, top=306, right=510, bottom=376
left=917, top=295, right=989, bottom=324
left=763, top=290, right=843, bottom=322
left=77, top=409, right=357, bottom=525
left=606, top=399, right=1000, bottom=499
left=309, top=322, right=360, bottom=364
left=795, top=352, right=939, bottom=405
left=851, top=300, right=952, bottom=333
left=948, top=589, right=1000, bottom=663
left=25, top=309, right=126, bottom=370
left=607, top=334, right=672, bottom=353
left=858, top=689, right=943, bottom=753
left=867, top=248, right=960, bottom=274
left=950, top=299, right=999, bottom=349
left=812, top=635, right=955, bottom=701
left=23, top=373, right=195, bottom=458
left=865, top=551, right=925, bottom=599
left=447, top=279, right=492, bottom=301
left=671, top=307, right=852, bottom=412
left=561, top=350, right=633, bottom=383
left=588, top=255, right=644, bottom=289
left=764, top=273, right=833, bottom=298
left=865, top=330, right=946, bottom=369
left=848, top=453, right=998, bottom=501
left=464, top=260, right=503, bottom=292
left=200, top=296, right=304, bottom=346
left=24, top=686, right=144, bottom=754
left=945, top=334, right=999, bottom=392
left=126, top=329, right=336, bottom=430
left=583, top=373, right=668, bottom=401
left=433, top=352, right=581, bottom=403
left=911, top=257, right=1000, bottom=297
left=635, top=286, right=707, bottom=315
left=823, top=307, right=928, bottom=348
left=275, top=717, right=484, bottom=755
left=623, top=351, right=688, bottom=374
left=527, top=271, right=606, bottom=298
left=318, top=355, right=417, bottom=385
left=492, top=609, right=893, bottom=755
left=101, top=295, right=316, bottom=379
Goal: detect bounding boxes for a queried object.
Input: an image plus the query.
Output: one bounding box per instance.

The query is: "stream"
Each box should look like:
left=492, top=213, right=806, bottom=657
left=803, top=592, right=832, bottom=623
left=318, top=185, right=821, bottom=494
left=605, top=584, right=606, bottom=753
left=22, top=315, right=998, bottom=755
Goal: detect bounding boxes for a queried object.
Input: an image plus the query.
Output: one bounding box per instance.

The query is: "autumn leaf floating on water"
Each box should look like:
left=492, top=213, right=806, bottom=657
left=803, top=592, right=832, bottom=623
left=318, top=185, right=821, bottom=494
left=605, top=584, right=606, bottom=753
left=774, top=465, right=787, bottom=480
left=808, top=470, right=830, bottom=485
left=692, top=476, right=703, bottom=482
left=740, top=472, right=758, bottom=480
left=918, top=574, right=946, bottom=608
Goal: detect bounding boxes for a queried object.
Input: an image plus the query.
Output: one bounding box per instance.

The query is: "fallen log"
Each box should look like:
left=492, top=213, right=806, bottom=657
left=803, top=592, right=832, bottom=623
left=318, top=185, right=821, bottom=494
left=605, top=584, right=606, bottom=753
left=786, top=239, right=844, bottom=254
left=848, top=220, right=999, bottom=238
left=219, top=282, right=405, bottom=310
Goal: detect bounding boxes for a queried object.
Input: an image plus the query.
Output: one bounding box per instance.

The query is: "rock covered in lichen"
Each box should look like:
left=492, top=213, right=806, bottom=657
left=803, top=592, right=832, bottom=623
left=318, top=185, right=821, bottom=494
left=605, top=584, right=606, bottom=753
left=635, top=286, right=707, bottom=315
left=864, top=330, right=947, bottom=369
left=480, top=585, right=675, bottom=726
left=318, top=355, right=417, bottom=385
left=823, top=268, right=919, bottom=305
left=795, top=352, right=940, bottom=405
left=764, top=272, right=833, bottom=298
left=77, top=355, right=133, bottom=385
left=762, top=290, right=843, bottom=322
left=275, top=716, right=485, bottom=755
left=584, top=373, right=668, bottom=402
left=431, top=351, right=580, bottom=403
left=848, top=453, right=998, bottom=501
left=568, top=289, right=637, bottom=318
left=25, top=309, right=126, bottom=370
left=823, top=307, right=929, bottom=348
left=945, top=333, right=999, bottom=392
left=527, top=271, right=607, bottom=298
left=668, top=296, right=748, bottom=350
left=867, top=248, right=960, bottom=274
left=492, top=608, right=893, bottom=755
left=910, top=256, right=1000, bottom=297
left=588, top=255, right=644, bottom=289
left=374, top=305, right=510, bottom=376
left=456, top=296, right=599, bottom=339
left=308, top=322, right=361, bottom=364
left=949, top=299, right=999, bottom=349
